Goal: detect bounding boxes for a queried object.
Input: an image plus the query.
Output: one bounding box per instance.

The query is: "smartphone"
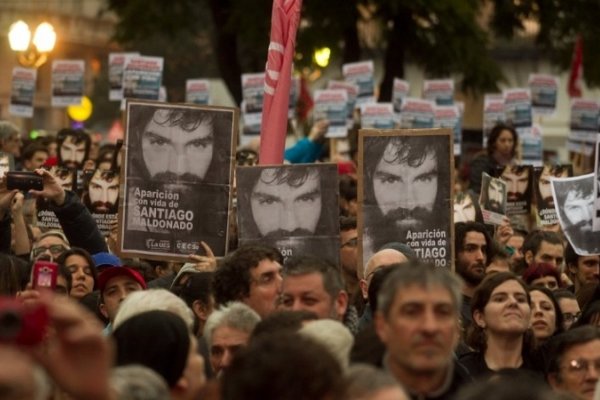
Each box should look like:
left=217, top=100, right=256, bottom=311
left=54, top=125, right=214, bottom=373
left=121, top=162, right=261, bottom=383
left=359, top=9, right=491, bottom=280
left=6, top=171, right=43, bottom=192
left=31, top=261, right=58, bottom=290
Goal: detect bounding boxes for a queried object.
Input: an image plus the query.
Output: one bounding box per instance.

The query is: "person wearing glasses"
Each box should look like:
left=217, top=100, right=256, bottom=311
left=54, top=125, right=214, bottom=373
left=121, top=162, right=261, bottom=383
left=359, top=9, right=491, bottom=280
left=554, top=290, right=581, bottom=330
left=547, top=326, right=600, bottom=400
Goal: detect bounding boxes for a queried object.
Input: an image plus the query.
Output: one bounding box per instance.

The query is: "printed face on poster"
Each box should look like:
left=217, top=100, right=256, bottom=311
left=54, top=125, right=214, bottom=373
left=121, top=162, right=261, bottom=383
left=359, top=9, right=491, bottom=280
left=359, top=129, right=453, bottom=268
left=82, top=168, right=120, bottom=236
left=552, top=174, right=600, bottom=255
left=236, top=163, right=340, bottom=264
left=454, top=191, right=483, bottom=224
left=533, top=164, right=571, bottom=227
left=57, top=129, right=91, bottom=170
left=118, top=100, right=238, bottom=260
left=479, top=173, right=507, bottom=225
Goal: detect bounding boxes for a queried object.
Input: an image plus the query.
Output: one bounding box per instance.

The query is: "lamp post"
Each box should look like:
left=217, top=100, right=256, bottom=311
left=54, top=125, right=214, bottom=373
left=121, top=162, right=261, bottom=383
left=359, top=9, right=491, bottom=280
left=8, top=20, right=56, bottom=68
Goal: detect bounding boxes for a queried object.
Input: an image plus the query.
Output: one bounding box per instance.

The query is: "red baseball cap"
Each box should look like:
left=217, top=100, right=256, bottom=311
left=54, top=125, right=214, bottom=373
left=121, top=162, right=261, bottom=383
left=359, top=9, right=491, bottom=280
left=97, top=266, right=147, bottom=293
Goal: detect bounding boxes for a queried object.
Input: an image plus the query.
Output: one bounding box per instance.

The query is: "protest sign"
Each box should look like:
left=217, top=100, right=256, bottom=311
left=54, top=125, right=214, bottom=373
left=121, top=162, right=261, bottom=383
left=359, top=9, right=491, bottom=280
left=360, top=103, right=395, bottom=129
left=400, top=98, right=435, bottom=129
left=392, top=78, right=410, bottom=117
left=528, top=74, right=559, bottom=115
left=454, top=191, right=483, bottom=224
left=119, top=100, right=238, bottom=260
left=36, top=167, right=77, bottom=231
left=241, top=73, right=264, bottom=135
left=82, top=168, right=119, bottom=236
left=109, top=52, right=139, bottom=101
left=10, top=67, right=36, bottom=118
left=568, top=99, right=599, bottom=171
left=359, top=129, right=453, bottom=269
left=483, top=93, right=505, bottom=145
left=342, top=60, right=375, bottom=106
left=122, top=56, right=164, bottom=103
left=434, top=105, right=461, bottom=156
left=314, top=89, right=348, bottom=138
left=423, top=79, right=454, bottom=105
left=552, top=174, right=600, bottom=255
left=51, top=60, right=84, bottom=107
left=594, top=137, right=600, bottom=231
left=185, top=79, right=211, bottom=105
left=533, top=164, right=572, bottom=227
left=236, top=163, right=340, bottom=265
left=327, top=80, right=359, bottom=127
left=520, top=125, right=543, bottom=166
left=503, top=88, right=532, bottom=129
left=497, top=165, right=533, bottom=231
left=479, top=172, right=507, bottom=226
left=0, top=153, right=14, bottom=179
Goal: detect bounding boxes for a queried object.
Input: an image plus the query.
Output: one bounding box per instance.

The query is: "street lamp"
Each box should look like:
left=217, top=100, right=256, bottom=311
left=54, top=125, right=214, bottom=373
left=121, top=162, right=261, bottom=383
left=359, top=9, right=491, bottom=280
left=8, top=20, right=56, bottom=68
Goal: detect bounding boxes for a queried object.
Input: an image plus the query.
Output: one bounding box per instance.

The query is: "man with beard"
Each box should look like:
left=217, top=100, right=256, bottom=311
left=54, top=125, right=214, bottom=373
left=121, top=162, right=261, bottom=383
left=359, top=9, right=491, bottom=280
left=454, top=222, right=494, bottom=330
left=84, top=169, right=119, bottom=214
left=481, top=177, right=505, bottom=214
left=537, top=165, right=570, bottom=209
left=123, top=103, right=235, bottom=257
left=362, top=134, right=450, bottom=263
left=57, top=128, right=90, bottom=170
left=236, top=164, right=339, bottom=263
left=500, top=165, right=530, bottom=203
left=454, top=191, right=483, bottom=223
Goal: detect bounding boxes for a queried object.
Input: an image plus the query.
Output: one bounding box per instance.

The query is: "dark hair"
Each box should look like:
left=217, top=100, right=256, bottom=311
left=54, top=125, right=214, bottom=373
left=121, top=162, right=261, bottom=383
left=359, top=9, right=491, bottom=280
left=529, top=285, right=564, bottom=338
left=456, top=371, right=565, bottom=400
left=56, top=247, right=98, bottom=290
left=0, top=255, right=28, bottom=295
left=467, top=272, right=531, bottom=351
left=368, top=265, right=397, bottom=314
left=221, top=333, right=344, bottom=400
left=553, top=289, right=577, bottom=302
left=454, top=221, right=494, bottom=265
left=339, top=216, right=357, bottom=232
left=572, top=300, right=600, bottom=329
left=177, top=271, right=214, bottom=334
left=564, top=242, right=579, bottom=268
left=121, top=259, right=155, bottom=284
left=21, top=142, right=48, bottom=162
left=522, top=230, right=563, bottom=259
left=213, top=244, right=282, bottom=306
left=487, top=123, right=518, bottom=158
left=547, top=326, right=600, bottom=374
left=522, top=263, right=562, bottom=288
left=284, top=256, right=344, bottom=299
left=339, top=174, right=357, bottom=202
left=251, top=310, right=319, bottom=340
left=56, top=128, right=91, bottom=168
left=454, top=191, right=484, bottom=223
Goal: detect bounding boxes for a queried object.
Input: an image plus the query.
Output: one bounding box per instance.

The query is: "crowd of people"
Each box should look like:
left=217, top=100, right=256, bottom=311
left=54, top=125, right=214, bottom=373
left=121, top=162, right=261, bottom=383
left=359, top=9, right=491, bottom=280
left=0, top=116, right=600, bottom=400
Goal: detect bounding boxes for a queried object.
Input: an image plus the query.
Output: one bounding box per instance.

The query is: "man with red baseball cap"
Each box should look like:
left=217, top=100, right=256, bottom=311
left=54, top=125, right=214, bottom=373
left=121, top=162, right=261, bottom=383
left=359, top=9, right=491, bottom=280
left=98, top=265, right=147, bottom=333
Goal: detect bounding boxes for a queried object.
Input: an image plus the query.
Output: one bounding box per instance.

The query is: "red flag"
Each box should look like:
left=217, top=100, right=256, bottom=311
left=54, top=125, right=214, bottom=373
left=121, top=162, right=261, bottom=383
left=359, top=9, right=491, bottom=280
left=259, top=0, right=303, bottom=165
left=568, top=36, right=583, bottom=98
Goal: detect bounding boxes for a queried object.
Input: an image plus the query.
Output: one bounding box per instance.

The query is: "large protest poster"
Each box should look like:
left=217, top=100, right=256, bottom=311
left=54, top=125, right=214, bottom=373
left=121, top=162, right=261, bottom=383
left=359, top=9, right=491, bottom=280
left=313, top=89, right=348, bottom=138
left=594, top=138, right=600, bottom=231
left=82, top=168, right=119, bottom=236
left=122, top=56, right=164, bottom=105
left=236, top=163, right=340, bottom=265
left=552, top=174, right=600, bottom=255
left=51, top=60, right=85, bottom=107
left=568, top=99, right=599, bottom=166
left=360, top=103, right=395, bottom=129
left=497, top=165, right=533, bottom=231
left=392, top=78, right=410, bottom=123
left=400, top=98, right=435, bottom=129
left=109, top=52, right=139, bottom=101
left=0, top=153, right=14, bottom=179
left=185, top=79, right=211, bottom=105
left=118, top=100, right=238, bottom=260
left=479, top=172, right=507, bottom=226
left=36, top=167, right=77, bottom=230
left=483, top=93, right=505, bottom=145
left=10, top=67, right=36, bottom=118
left=423, top=79, right=454, bottom=106
left=528, top=74, right=559, bottom=116
left=342, top=60, right=375, bottom=106
left=327, top=80, right=359, bottom=127
left=241, top=73, right=264, bottom=135
left=533, top=164, right=572, bottom=228
left=520, top=125, right=543, bottom=166
left=358, top=129, right=453, bottom=269
left=503, top=88, right=532, bottom=129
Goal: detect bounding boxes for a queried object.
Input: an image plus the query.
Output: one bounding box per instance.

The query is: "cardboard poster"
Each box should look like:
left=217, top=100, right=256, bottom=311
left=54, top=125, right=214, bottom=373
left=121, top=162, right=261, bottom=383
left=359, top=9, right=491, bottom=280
left=528, top=74, right=559, bottom=116
left=313, top=89, right=349, bottom=138
left=454, top=191, right=483, bottom=224
left=236, top=163, right=340, bottom=265
left=327, top=80, right=359, bottom=127
left=360, top=103, right=395, bottom=130
left=241, top=73, right=264, bottom=135
left=10, top=67, right=36, bottom=118
left=552, top=174, right=600, bottom=255
left=503, top=88, right=532, bottom=129
left=185, top=79, right=211, bottom=105
left=392, top=78, right=410, bottom=117
left=342, top=60, right=375, bottom=106
left=534, top=164, right=572, bottom=227
left=399, top=98, right=435, bottom=129
left=122, top=56, right=164, bottom=102
left=423, top=79, right=454, bottom=106
left=479, top=172, right=507, bottom=225
left=119, top=100, right=238, bottom=260
left=51, top=60, right=85, bottom=107
left=520, top=125, right=543, bottom=166
left=82, top=168, right=120, bottom=236
left=483, top=93, right=505, bottom=145
left=497, top=165, right=533, bottom=231
left=434, top=105, right=461, bottom=156
left=109, top=52, right=139, bottom=101
left=359, top=129, right=453, bottom=268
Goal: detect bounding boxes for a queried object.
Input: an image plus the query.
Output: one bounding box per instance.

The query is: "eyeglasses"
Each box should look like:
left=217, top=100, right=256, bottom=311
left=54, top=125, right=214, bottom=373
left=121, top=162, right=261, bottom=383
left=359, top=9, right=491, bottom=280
left=340, top=237, right=358, bottom=249
left=32, top=244, right=67, bottom=258
left=562, top=358, right=600, bottom=376
left=562, top=312, right=582, bottom=324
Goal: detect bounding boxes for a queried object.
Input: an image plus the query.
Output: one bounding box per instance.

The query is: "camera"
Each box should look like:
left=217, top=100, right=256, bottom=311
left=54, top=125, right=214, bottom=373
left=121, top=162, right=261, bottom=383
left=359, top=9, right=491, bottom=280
left=6, top=171, right=43, bottom=192
left=0, top=297, right=49, bottom=346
